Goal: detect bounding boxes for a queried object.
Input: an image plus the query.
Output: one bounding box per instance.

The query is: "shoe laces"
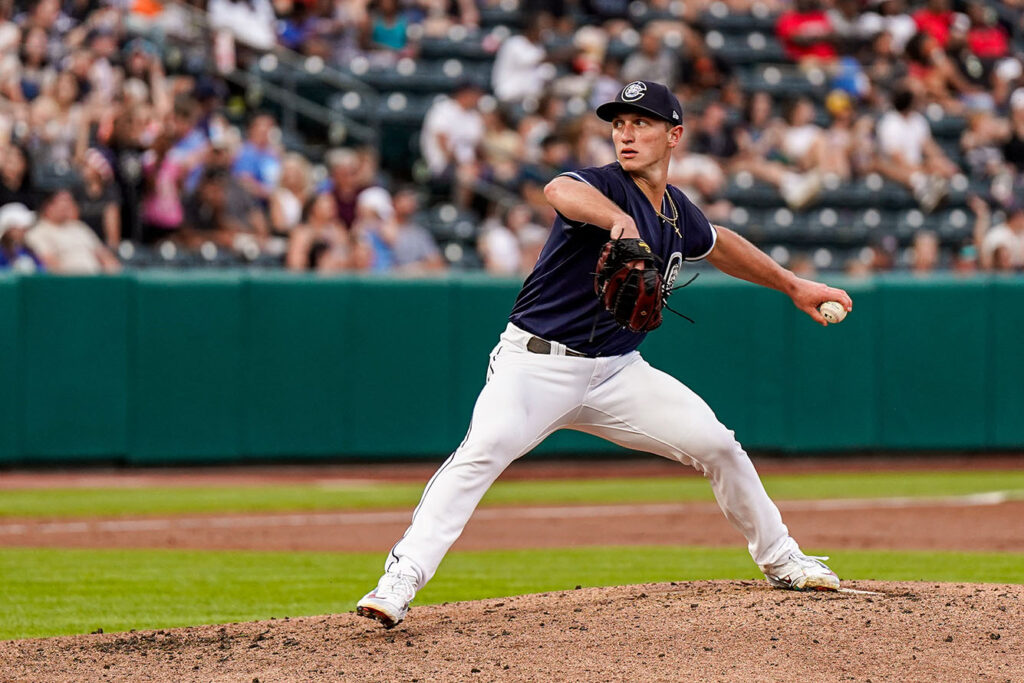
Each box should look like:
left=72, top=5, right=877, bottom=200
left=791, top=553, right=830, bottom=568
left=377, top=571, right=417, bottom=601
left=766, top=552, right=831, bottom=578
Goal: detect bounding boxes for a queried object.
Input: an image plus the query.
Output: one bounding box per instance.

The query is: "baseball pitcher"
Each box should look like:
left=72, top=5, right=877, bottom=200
left=357, top=80, right=854, bottom=629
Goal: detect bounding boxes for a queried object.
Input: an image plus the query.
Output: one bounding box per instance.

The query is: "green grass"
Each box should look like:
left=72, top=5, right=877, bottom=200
left=1, top=546, right=1021, bottom=640
left=3, top=469, right=1021, bottom=640
left=2, top=470, right=1024, bottom=518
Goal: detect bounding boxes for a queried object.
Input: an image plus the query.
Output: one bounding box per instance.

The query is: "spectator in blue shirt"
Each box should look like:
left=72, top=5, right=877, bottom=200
left=168, top=96, right=211, bottom=197
left=232, top=113, right=281, bottom=204
left=0, top=203, right=45, bottom=272
left=353, top=186, right=396, bottom=272
left=367, top=0, right=409, bottom=52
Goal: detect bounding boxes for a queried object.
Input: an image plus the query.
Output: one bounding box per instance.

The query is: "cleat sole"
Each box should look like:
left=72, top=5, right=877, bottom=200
left=799, top=577, right=840, bottom=592
left=357, top=605, right=401, bottom=629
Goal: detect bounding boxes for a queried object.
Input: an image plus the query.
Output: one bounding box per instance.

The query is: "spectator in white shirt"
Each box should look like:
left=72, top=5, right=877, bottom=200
left=207, top=0, right=276, bottom=51
left=25, top=190, right=121, bottom=274
left=491, top=14, right=554, bottom=104
left=269, top=152, right=311, bottom=235
left=875, top=85, right=958, bottom=211
left=420, top=81, right=485, bottom=175
left=479, top=204, right=547, bottom=276
left=420, top=80, right=485, bottom=205
left=970, top=195, right=1024, bottom=271
left=859, top=0, right=917, bottom=54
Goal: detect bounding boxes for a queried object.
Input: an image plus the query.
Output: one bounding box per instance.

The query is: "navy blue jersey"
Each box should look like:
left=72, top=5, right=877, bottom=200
left=509, top=162, right=717, bottom=356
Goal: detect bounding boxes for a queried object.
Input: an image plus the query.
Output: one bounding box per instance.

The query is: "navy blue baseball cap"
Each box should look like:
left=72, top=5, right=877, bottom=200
left=596, top=81, right=683, bottom=126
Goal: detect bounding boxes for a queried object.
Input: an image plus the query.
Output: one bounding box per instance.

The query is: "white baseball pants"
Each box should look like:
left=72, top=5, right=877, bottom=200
left=386, top=323, right=798, bottom=588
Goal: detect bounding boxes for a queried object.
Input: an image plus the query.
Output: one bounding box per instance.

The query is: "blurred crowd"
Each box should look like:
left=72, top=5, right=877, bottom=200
left=0, top=0, right=1023, bottom=276
left=410, top=0, right=1024, bottom=275
left=0, top=0, right=453, bottom=275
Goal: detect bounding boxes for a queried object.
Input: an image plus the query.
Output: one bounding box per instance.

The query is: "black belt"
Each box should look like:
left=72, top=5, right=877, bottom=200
left=526, top=336, right=589, bottom=358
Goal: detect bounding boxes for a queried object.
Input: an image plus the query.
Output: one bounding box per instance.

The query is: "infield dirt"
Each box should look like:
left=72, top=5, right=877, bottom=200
left=1, top=581, right=1020, bottom=682
left=3, top=458, right=1023, bottom=680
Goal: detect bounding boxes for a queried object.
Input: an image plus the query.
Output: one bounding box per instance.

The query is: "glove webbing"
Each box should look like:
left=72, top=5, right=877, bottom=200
left=588, top=245, right=699, bottom=342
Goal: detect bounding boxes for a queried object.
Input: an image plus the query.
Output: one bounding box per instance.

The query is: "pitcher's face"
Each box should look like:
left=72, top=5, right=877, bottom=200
left=611, top=112, right=681, bottom=173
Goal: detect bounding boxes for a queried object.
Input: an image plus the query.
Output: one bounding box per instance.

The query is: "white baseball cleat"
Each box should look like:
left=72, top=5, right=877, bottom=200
left=356, top=569, right=418, bottom=628
left=761, top=552, right=840, bottom=591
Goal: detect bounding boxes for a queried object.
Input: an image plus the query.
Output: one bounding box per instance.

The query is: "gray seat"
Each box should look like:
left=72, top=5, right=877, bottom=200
left=817, top=180, right=877, bottom=209
left=711, top=36, right=788, bottom=66
left=723, top=178, right=785, bottom=208
left=420, top=35, right=497, bottom=61
left=116, top=242, right=155, bottom=268
left=425, top=205, right=480, bottom=242
left=928, top=114, right=968, bottom=140
left=376, top=93, right=433, bottom=126
left=936, top=208, right=973, bottom=245
left=737, top=63, right=827, bottom=96
left=479, top=6, right=523, bottom=28
left=698, top=11, right=777, bottom=34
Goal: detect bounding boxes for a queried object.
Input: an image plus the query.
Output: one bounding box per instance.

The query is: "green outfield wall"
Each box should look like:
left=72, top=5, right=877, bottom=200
left=0, top=272, right=1021, bottom=465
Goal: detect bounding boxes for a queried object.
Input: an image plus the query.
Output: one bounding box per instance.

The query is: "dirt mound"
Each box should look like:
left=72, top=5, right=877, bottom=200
left=1, top=581, right=1019, bottom=682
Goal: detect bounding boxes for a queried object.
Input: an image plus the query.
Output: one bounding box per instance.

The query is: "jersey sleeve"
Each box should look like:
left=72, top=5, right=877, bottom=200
left=555, top=164, right=630, bottom=229
left=677, top=192, right=718, bottom=261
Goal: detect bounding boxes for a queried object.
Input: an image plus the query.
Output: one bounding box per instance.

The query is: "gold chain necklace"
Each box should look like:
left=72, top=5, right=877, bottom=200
left=634, top=178, right=681, bottom=238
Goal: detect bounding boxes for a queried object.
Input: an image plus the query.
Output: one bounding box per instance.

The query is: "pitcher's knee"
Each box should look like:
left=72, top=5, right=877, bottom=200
left=692, top=429, right=748, bottom=476
left=452, top=435, right=521, bottom=474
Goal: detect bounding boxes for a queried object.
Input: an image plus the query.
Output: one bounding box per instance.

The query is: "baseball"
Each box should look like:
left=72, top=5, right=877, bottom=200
left=819, top=301, right=847, bottom=324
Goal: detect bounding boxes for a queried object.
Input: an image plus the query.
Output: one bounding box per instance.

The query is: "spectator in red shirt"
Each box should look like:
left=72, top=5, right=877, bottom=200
left=962, top=0, right=1020, bottom=104
left=964, top=1, right=1009, bottom=60
left=913, top=0, right=955, bottom=48
left=905, top=30, right=979, bottom=113
left=776, top=0, right=837, bottom=63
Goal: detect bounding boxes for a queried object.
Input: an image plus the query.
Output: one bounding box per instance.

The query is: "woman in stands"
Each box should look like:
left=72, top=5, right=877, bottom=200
left=904, top=31, right=981, bottom=113
left=779, top=96, right=846, bottom=180
left=0, top=144, right=41, bottom=209
left=1001, top=91, right=1024, bottom=174
left=27, top=71, right=87, bottom=171
left=74, top=148, right=121, bottom=247
left=270, top=153, right=312, bottom=236
left=286, top=191, right=350, bottom=271
left=731, top=93, right=824, bottom=210
left=5, top=27, right=51, bottom=104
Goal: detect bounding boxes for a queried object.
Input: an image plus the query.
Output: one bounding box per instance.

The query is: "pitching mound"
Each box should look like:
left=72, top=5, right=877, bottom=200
left=1, top=581, right=1020, bottom=681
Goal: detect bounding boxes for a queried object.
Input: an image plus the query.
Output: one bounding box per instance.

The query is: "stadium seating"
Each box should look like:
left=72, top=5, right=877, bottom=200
left=11, top=0, right=1012, bottom=274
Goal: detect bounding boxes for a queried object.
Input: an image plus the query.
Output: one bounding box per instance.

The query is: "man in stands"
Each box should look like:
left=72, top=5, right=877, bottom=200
left=491, top=14, right=553, bottom=104
left=420, top=80, right=485, bottom=206
left=876, top=85, right=958, bottom=212
left=25, top=190, right=121, bottom=274
left=232, top=112, right=282, bottom=203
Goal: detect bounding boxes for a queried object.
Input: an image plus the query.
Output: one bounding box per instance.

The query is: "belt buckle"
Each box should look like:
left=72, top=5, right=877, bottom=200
left=526, top=337, right=551, bottom=354
left=527, top=335, right=589, bottom=358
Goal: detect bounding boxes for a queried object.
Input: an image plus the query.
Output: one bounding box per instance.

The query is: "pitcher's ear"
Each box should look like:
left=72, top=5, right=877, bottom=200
left=667, top=124, right=684, bottom=146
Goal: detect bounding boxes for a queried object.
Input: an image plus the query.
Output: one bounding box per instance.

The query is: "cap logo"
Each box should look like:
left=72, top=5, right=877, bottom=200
left=621, top=81, right=647, bottom=102
left=672, top=111, right=679, bottom=120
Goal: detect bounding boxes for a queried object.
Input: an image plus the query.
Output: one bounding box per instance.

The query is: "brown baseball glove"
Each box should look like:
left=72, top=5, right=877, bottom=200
left=594, top=238, right=664, bottom=332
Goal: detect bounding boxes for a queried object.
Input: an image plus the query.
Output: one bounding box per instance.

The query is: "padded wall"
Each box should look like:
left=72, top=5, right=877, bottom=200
left=0, top=273, right=1018, bottom=464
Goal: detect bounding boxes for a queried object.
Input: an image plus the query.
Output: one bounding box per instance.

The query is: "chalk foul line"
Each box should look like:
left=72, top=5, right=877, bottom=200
left=838, top=587, right=884, bottom=596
